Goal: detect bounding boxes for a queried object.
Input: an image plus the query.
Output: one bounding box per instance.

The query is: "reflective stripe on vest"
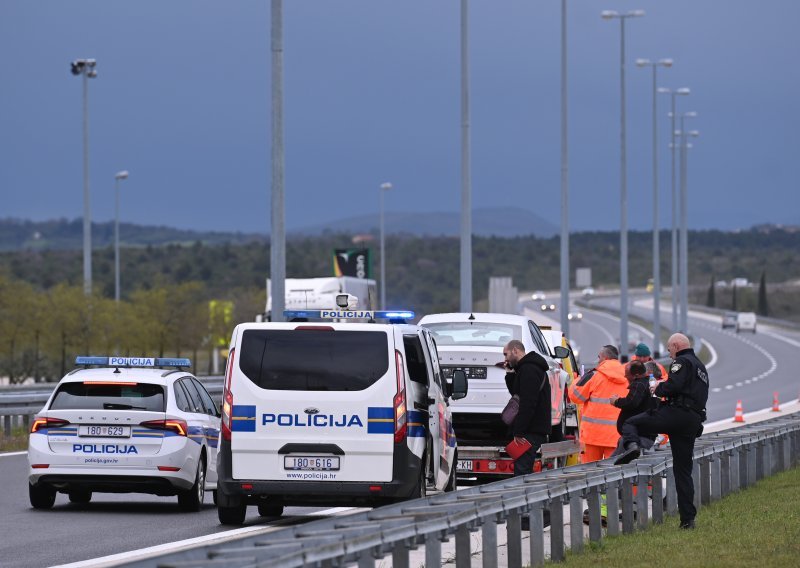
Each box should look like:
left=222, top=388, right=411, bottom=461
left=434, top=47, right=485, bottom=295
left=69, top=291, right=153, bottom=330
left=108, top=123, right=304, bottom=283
left=589, top=396, right=612, bottom=404
left=571, top=387, right=588, bottom=402
left=581, top=416, right=618, bottom=426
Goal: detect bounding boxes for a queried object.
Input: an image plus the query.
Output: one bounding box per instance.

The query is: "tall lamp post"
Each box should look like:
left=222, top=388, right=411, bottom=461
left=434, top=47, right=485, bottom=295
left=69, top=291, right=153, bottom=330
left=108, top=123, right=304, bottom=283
left=559, top=0, right=570, bottom=336
left=601, top=9, right=644, bottom=362
left=114, top=171, right=129, bottom=303
left=71, top=58, right=98, bottom=296
left=460, top=0, right=472, bottom=313
left=636, top=58, right=672, bottom=356
left=677, top=113, right=699, bottom=333
left=271, top=0, right=286, bottom=323
left=379, top=182, right=392, bottom=309
left=659, top=87, right=690, bottom=331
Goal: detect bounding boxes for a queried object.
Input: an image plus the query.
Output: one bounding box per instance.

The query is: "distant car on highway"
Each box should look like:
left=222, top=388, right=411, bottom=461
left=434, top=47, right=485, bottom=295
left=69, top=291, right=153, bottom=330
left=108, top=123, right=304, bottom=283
left=736, top=312, right=757, bottom=333
left=581, top=287, right=595, bottom=297
left=567, top=310, right=583, bottom=322
left=540, top=303, right=556, bottom=312
left=28, top=357, right=219, bottom=512
left=721, top=312, right=737, bottom=329
left=531, top=290, right=546, bottom=301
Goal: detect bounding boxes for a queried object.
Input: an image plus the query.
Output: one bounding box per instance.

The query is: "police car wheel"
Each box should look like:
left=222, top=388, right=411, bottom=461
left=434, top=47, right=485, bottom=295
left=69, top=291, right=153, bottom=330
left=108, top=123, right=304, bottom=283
left=218, top=503, right=247, bottom=525
left=257, top=503, right=284, bottom=517
left=68, top=489, right=92, bottom=504
left=29, top=483, right=56, bottom=510
left=178, top=456, right=206, bottom=512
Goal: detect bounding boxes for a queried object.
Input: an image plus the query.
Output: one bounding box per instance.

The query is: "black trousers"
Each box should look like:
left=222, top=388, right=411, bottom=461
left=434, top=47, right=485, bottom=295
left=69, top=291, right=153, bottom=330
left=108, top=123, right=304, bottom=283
left=621, top=406, right=702, bottom=523
left=513, top=433, right=548, bottom=477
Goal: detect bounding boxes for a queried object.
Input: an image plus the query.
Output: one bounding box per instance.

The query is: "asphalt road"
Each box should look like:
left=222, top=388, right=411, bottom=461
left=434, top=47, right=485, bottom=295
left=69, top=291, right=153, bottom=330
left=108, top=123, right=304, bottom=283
left=0, top=452, right=342, bottom=568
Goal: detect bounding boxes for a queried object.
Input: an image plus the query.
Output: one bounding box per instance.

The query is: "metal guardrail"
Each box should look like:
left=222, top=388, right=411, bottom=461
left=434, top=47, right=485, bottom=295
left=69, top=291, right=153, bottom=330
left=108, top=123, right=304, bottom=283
left=116, top=412, right=800, bottom=568
left=0, top=376, right=223, bottom=436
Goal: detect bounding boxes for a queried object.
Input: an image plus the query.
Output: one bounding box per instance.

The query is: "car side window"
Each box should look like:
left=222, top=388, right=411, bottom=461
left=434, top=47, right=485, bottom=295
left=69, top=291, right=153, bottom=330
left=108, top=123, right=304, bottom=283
left=172, top=380, right=192, bottom=413
left=528, top=321, right=549, bottom=356
left=192, top=378, right=218, bottom=416
left=179, top=378, right=204, bottom=414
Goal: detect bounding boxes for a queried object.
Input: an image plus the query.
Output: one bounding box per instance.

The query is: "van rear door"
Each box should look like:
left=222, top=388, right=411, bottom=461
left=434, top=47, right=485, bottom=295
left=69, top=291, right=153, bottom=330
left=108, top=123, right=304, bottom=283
left=229, top=325, right=397, bottom=483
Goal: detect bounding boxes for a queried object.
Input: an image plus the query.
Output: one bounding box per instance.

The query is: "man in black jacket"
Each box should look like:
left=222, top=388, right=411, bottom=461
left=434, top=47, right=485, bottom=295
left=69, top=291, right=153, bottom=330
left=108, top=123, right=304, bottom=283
left=503, top=340, right=551, bottom=476
left=609, top=360, right=656, bottom=455
left=614, top=333, right=709, bottom=529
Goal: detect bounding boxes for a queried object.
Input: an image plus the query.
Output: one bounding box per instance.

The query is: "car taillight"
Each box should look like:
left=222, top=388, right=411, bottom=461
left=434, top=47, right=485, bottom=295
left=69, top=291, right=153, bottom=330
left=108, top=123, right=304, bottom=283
left=394, top=350, right=407, bottom=444
left=140, top=419, right=188, bottom=436
left=30, top=417, right=70, bottom=433
left=221, top=348, right=235, bottom=441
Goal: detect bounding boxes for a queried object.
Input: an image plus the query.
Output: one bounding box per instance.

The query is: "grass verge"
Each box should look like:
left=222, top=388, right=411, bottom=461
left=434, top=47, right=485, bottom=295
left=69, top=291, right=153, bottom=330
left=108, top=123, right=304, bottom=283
left=0, top=427, right=29, bottom=452
left=554, top=465, right=800, bottom=567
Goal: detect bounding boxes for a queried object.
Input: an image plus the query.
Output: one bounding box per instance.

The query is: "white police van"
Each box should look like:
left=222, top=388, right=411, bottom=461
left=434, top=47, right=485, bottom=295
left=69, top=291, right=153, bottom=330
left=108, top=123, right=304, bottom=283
left=28, top=357, right=219, bottom=511
left=215, top=308, right=468, bottom=525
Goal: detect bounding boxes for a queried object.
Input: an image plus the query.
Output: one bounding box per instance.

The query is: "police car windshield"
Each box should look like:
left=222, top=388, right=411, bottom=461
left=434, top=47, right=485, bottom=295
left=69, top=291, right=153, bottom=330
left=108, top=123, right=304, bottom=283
left=239, top=329, right=390, bottom=391
left=424, top=322, right=521, bottom=347
left=50, top=383, right=165, bottom=412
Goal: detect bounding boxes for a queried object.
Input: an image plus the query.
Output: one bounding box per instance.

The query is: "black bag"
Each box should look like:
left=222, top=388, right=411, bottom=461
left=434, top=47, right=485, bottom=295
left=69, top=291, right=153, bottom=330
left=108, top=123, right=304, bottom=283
left=501, top=395, right=520, bottom=425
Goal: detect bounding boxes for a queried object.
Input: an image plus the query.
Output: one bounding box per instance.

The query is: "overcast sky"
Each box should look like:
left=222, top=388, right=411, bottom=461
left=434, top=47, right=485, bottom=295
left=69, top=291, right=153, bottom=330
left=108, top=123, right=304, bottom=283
left=2, top=0, right=798, bottom=234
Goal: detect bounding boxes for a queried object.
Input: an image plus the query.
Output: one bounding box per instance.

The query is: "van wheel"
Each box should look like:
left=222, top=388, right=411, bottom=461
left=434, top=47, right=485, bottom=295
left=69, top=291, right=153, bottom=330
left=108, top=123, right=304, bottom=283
left=69, top=489, right=92, bottom=504
left=445, top=451, right=458, bottom=492
left=178, top=456, right=206, bottom=512
left=30, top=483, right=56, bottom=509
left=218, top=503, right=247, bottom=525
left=410, top=453, right=428, bottom=500
left=257, top=503, right=284, bottom=517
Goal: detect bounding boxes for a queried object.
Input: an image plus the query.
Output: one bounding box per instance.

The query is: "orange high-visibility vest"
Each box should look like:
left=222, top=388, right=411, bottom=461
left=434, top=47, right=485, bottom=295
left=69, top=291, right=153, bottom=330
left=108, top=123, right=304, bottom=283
left=568, top=359, right=629, bottom=447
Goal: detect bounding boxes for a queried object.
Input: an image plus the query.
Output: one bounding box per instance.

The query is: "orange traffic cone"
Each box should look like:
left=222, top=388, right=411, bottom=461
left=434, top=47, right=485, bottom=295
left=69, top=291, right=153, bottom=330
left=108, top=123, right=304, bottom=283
left=772, top=392, right=780, bottom=412
left=733, top=400, right=745, bottom=423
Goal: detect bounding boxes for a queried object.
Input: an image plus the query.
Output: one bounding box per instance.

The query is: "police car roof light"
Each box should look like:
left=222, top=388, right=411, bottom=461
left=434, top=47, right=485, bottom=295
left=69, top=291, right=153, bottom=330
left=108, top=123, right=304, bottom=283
left=75, top=356, right=192, bottom=368
left=282, top=309, right=415, bottom=322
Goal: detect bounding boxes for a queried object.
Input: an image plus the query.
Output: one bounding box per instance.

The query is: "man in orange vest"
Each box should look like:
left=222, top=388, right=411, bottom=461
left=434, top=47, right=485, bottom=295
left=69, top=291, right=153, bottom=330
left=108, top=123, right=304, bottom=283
left=569, top=345, right=629, bottom=462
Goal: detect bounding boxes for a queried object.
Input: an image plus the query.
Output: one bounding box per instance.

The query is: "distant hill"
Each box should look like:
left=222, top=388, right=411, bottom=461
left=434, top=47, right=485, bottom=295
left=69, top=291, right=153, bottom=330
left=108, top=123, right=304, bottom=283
left=0, top=209, right=558, bottom=251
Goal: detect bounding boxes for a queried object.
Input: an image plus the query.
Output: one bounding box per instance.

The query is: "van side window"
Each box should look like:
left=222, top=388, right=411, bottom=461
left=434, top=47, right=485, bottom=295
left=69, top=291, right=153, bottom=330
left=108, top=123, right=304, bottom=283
left=423, top=331, right=444, bottom=391
left=403, top=335, right=430, bottom=386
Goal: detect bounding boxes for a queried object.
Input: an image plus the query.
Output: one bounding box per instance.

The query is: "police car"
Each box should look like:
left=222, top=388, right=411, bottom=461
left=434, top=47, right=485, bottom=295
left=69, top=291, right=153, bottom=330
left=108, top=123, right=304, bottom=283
left=28, top=357, right=220, bottom=511
left=215, top=307, right=468, bottom=525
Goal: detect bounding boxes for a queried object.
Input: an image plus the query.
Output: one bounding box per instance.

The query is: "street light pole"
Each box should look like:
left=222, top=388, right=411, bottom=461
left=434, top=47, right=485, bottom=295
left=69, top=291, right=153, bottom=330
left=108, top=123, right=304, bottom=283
left=71, top=59, right=97, bottom=296
left=637, top=59, right=673, bottom=356
left=379, top=182, right=392, bottom=310
left=460, top=0, right=472, bottom=313
left=659, top=87, right=690, bottom=332
left=678, top=114, right=699, bottom=333
left=270, top=0, right=286, bottom=322
left=114, top=171, right=129, bottom=303
left=559, top=0, right=570, bottom=336
left=602, top=9, right=644, bottom=362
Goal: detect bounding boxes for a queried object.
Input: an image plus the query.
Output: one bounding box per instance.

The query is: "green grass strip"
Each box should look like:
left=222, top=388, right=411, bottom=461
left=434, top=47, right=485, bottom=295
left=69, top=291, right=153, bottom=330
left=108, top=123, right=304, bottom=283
left=555, top=465, right=800, bottom=567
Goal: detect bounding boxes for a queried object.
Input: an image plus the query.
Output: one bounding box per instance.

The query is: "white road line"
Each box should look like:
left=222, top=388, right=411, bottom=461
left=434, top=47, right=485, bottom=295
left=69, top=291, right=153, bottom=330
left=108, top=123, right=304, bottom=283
left=0, top=451, right=27, bottom=458
left=700, top=338, right=718, bottom=370
left=51, top=506, right=365, bottom=568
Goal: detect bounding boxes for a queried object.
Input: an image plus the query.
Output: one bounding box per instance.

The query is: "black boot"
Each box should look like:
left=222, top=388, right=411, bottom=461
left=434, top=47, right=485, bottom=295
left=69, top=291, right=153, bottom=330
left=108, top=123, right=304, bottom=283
left=613, top=443, right=640, bottom=465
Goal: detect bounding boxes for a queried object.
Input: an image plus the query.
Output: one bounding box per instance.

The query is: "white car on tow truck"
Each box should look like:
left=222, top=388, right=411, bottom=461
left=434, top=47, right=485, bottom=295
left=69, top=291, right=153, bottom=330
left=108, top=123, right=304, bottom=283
left=418, top=313, right=569, bottom=480
left=28, top=357, right=219, bottom=511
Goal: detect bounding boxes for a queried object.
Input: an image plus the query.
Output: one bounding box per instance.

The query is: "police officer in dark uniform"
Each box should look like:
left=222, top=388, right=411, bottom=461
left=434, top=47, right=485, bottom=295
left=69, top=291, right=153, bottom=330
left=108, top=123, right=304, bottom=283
left=614, top=333, right=709, bottom=529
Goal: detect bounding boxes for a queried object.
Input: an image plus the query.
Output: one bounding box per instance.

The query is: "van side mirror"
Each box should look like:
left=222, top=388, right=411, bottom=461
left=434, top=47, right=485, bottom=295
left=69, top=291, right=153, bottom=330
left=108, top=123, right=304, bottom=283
left=553, top=346, right=570, bottom=359
left=450, top=369, right=468, bottom=400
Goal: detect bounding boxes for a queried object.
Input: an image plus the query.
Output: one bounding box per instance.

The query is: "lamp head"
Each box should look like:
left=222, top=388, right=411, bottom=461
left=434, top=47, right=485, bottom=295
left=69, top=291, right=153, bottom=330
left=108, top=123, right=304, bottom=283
left=659, top=58, right=674, bottom=68
left=601, top=10, right=619, bottom=20
left=677, top=87, right=691, bottom=95
left=635, top=58, right=651, bottom=67
left=380, top=182, right=392, bottom=190
left=115, top=171, right=129, bottom=180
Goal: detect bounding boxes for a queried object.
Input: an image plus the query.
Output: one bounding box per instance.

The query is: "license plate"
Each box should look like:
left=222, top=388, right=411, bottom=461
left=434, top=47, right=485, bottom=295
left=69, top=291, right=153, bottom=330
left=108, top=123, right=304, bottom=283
left=284, top=456, right=340, bottom=471
left=457, top=459, right=473, bottom=472
left=79, top=425, right=131, bottom=438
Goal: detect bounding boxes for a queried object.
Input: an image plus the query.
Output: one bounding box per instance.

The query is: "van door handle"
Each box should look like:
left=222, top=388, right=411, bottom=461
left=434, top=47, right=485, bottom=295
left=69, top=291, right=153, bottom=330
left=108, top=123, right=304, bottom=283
left=414, top=402, right=430, bottom=414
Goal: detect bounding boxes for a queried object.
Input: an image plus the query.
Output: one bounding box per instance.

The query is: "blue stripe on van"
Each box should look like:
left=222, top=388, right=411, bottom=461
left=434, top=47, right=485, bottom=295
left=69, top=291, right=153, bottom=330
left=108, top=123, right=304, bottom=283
left=367, top=406, right=394, bottom=434
left=407, top=410, right=426, bottom=437
left=231, top=405, right=257, bottom=432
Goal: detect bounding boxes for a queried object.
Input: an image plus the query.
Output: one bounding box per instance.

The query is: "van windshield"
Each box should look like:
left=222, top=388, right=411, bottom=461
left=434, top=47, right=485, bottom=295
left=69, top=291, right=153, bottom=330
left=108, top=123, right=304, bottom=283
left=239, top=329, right=390, bottom=391
left=423, top=322, right=521, bottom=347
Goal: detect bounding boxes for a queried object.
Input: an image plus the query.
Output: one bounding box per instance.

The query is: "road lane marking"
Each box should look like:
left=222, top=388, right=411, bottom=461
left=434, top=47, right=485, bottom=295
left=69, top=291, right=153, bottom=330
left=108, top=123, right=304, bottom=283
left=51, top=506, right=364, bottom=568
left=700, top=338, right=718, bottom=370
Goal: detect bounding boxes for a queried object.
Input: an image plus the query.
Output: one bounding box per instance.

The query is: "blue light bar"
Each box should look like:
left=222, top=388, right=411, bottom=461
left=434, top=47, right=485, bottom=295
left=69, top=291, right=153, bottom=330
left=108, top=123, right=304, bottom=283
left=282, top=310, right=415, bottom=321
left=75, top=356, right=192, bottom=368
